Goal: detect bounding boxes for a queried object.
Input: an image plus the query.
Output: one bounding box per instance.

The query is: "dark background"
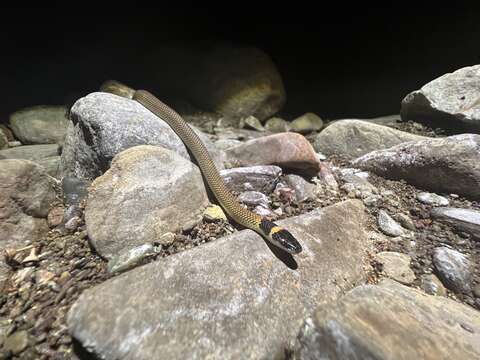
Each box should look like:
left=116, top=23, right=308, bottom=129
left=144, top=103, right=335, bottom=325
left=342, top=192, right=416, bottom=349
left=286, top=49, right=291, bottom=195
left=1, top=6, right=479, bottom=122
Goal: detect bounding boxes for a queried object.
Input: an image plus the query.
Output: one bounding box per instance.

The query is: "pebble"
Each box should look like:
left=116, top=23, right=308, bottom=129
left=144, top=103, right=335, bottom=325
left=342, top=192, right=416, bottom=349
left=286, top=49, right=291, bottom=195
left=417, top=192, right=450, bottom=206
left=3, top=330, right=29, bottom=355
left=433, top=247, right=472, bottom=293
left=239, top=115, right=265, bottom=131
left=377, top=210, right=405, bottom=237
left=107, top=244, right=155, bottom=274
left=203, top=205, right=227, bottom=222
left=395, top=213, right=416, bottom=231
left=157, top=232, right=176, bottom=246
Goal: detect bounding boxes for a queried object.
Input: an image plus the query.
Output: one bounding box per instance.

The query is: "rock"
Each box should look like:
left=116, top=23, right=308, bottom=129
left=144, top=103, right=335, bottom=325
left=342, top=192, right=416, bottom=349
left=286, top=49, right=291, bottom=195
left=395, top=213, right=416, bottom=231
left=3, top=330, right=29, bottom=355
left=225, top=133, right=320, bottom=176
left=253, top=205, right=276, bottom=218
left=239, top=115, right=265, bottom=131
left=0, top=144, right=59, bottom=161
left=60, top=92, right=224, bottom=180
left=431, top=207, right=480, bottom=240
left=68, top=200, right=369, bottom=359
left=61, top=176, right=90, bottom=206
left=313, top=119, right=428, bottom=159
left=8, top=141, right=22, bottom=147
left=157, top=232, right=176, bottom=246
left=0, top=124, right=14, bottom=141
left=283, top=174, right=316, bottom=202
left=365, top=114, right=402, bottom=127
left=214, top=139, right=243, bottom=151
left=9, top=105, right=69, bottom=144
left=0, top=261, right=10, bottom=292
left=417, top=192, right=449, bottom=206
left=220, top=165, right=282, bottom=194
left=203, top=204, right=227, bottom=222
left=36, top=156, right=60, bottom=178
left=85, top=145, right=209, bottom=259
left=0, top=128, right=7, bottom=149
left=375, top=251, right=415, bottom=285
left=294, top=279, right=480, bottom=360
left=352, top=134, right=480, bottom=199
left=64, top=217, right=80, bottom=232
left=264, top=117, right=290, bottom=132
left=401, top=65, right=480, bottom=132
left=35, top=269, right=55, bottom=286
left=0, top=159, right=56, bottom=249
left=107, top=244, right=156, bottom=274
left=377, top=210, right=405, bottom=237
left=215, top=127, right=267, bottom=141
left=290, top=112, right=323, bottom=134
left=317, top=162, right=338, bottom=190
left=420, top=274, right=447, bottom=296
left=433, top=247, right=472, bottom=293
left=340, top=172, right=378, bottom=197
left=237, top=191, right=270, bottom=207
left=47, top=205, right=64, bottom=228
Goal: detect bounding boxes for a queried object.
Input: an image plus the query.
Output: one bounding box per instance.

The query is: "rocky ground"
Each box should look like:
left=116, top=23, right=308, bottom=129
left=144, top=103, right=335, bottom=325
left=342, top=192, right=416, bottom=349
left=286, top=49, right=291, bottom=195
left=1, top=60, right=480, bottom=359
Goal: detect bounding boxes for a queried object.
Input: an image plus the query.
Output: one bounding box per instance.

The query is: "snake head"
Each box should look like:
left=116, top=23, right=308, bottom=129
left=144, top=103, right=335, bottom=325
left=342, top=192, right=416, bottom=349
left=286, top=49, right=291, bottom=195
left=260, top=220, right=302, bottom=254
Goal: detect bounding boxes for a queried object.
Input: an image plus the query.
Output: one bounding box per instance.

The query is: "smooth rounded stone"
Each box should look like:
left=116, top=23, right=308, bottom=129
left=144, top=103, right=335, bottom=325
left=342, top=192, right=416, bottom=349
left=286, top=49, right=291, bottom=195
left=8, top=141, right=21, bottom=147
left=3, top=330, right=29, bottom=355
left=237, top=191, right=270, bottom=207
left=60, top=92, right=224, bottom=180
left=9, top=105, right=69, bottom=144
left=401, top=65, right=480, bottom=132
left=85, top=145, right=209, bottom=259
left=433, top=247, right=472, bottom=293
left=377, top=210, right=405, bottom=237
left=214, top=138, right=243, bottom=151
left=417, top=192, right=449, bottom=206
left=225, top=133, right=321, bottom=176
left=107, top=244, right=155, bottom=274
left=264, top=117, right=290, bottom=132
left=375, top=251, right=415, bottom=285
left=431, top=207, right=480, bottom=240
left=0, top=128, right=7, bottom=149
left=352, top=134, right=480, bottom=199
left=395, top=213, right=416, bottom=231
left=294, top=279, right=480, bottom=360
left=220, top=165, right=282, bottom=194
left=0, top=159, right=55, bottom=249
left=62, top=176, right=90, bottom=206
left=68, top=200, right=369, bottom=360
left=283, top=174, right=316, bottom=202
left=239, top=115, right=265, bottom=131
left=0, top=144, right=59, bottom=161
left=341, top=173, right=378, bottom=196
left=420, top=274, right=447, bottom=296
left=290, top=112, right=323, bottom=134
left=203, top=204, right=227, bottom=222
left=313, top=119, right=428, bottom=159
left=36, top=156, right=60, bottom=178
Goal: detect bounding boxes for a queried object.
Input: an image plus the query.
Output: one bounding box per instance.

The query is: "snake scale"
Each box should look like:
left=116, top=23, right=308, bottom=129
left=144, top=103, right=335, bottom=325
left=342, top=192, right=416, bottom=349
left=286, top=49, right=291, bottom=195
left=100, top=80, right=302, bottom=254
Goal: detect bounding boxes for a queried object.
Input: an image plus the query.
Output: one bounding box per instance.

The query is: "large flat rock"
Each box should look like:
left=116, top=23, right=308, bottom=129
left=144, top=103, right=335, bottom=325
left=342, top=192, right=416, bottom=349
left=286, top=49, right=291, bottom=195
left=68, top=200, right=369, bottom=359
left=294, top=279, right=480, bottom=359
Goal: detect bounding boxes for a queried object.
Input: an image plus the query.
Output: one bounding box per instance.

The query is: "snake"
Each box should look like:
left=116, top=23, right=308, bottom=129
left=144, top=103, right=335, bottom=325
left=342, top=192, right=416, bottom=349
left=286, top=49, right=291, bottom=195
left=100, top=80, right=302, bottom=255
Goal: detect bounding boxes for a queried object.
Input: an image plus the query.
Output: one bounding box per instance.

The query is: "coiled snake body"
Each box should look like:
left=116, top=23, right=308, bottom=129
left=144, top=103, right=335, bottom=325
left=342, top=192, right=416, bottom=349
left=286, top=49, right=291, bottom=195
left=100, top=80, right=302, bottom=254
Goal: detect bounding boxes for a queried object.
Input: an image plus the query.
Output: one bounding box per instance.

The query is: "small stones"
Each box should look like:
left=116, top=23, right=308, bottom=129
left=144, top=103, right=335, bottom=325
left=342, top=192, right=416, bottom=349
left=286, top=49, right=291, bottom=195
left=433, top=247, right=472, bottom=293
left=107, top=244, right=156, bottom=274
left=417, top=192, right=449, bottom=206
left=290, top=112, right=323, bottom=134
left=3, top=330, right=29, bottom=355
left=264, top=117, right=290, bottom=132
left=377, top=210, right=405, bottom=237
left=203, top=205, right=227, bottom=222
left=375, top=251, right=416, bottom=285
left=35, top=269, right=55, bottom=286
left=420, top=274, right=447, bottom=296
left=239, top=115, right=265, bottom=131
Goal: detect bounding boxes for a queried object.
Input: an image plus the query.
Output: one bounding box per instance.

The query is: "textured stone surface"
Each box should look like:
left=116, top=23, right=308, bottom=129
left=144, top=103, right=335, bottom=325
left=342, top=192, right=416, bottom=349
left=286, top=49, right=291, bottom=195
left=294, top=279, right=480, bottom=360
left=60, top=92, right=224, bottom=180
left=264, top=117, right=290, bottom=132
left=375, top=251, right=415, bottom=285
left=107, top=244, right=156, bottom=274
left=433, top=247, right=472, bottom=293
left=377, top=210, right=405, bottom=237
left=313, top=119, right=427, bottom=159
left=352, top=134, right=480, bottom=199
left=401, top=65, right=480, bottom=132
left=225, top=132, right=321, bottom=176
left=0, top=144, right=59, bottom=161
left=290, top=112, right=323, bottom=134
left=220, top=165, right=282, bottom=194
left=283, top=174, right=316, bottom=202
left=431, top=207, right=480, bottom=240
left=36, top=156, right=60, bottom=178
left=417, top=192, right=449, bottom=206
left=0, top=159, right=56, bottom=249
left=9, top=105, right=69, bottom=144
left=420, top=274, right=447, bottom=296
left=85, top=145, right=209, bottom=259
left=68, top=200, right=369, bottom=360
left=237, top=191, right=270, bottom=207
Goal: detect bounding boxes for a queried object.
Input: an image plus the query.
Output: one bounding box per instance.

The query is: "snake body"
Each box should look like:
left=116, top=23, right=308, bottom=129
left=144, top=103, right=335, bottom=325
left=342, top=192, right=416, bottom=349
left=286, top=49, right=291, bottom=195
left=100, top=80, right=302, bottom=254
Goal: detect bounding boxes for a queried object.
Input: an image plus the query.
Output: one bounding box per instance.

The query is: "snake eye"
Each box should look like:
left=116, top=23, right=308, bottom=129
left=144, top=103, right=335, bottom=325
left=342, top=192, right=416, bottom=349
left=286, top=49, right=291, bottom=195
left=271, top=229, right=302, bottom=254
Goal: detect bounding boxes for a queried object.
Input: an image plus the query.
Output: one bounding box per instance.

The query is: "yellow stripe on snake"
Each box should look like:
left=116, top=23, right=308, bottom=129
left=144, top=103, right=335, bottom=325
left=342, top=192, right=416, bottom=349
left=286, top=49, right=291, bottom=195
left=100, top=80, right=302, bottom=254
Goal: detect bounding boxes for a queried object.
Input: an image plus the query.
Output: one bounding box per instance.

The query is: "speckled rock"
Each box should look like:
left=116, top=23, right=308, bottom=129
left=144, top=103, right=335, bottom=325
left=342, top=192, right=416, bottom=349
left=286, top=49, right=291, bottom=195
left=203, top=204, right=227, bottom=222
left=264, top=117, right=290, bottom=132
left=237, top=191, right=270, bottom=207
left=294, top=279, right=480, bottom=359
left=214, top=139, right=243, bottom=151
left=375, top=251, right=415, bottom=285
left=107, top=244, right=156, bottom=274
left=220, top=165, right=282, bottom=193
left=290, top=113, right=323, bottom=134
left=0, top=144, right=59, bottom=161
left=352, top=134, right=480, bottom=199
left=431, top=207, right=480, bottom=240
left=433, top=247, right=472, bottom=293
left=68, top=200, right=369, bottom=360
left=283, top=174, right=316, bottom=202
left=417, top=192, right=449, bottom=206
left=85, top=145, right=209, bottom=259
left=61, top=92, right=224, bottom=180
left=377, top=210, right=405, bottom=237
left=420, top=274, right=447, bottom=296
left=401, top=65, right=480, bottom=132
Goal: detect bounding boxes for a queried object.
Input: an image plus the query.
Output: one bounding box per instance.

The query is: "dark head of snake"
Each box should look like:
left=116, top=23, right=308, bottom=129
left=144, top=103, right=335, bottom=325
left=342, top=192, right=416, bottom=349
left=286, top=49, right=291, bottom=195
left=258, top=219, right=302, bottom=254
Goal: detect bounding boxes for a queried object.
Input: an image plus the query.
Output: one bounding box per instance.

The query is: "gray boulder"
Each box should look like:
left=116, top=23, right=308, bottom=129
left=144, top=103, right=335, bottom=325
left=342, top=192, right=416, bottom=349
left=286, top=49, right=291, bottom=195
left=401, top=65, right=480, bottom=132
left=431, top=207, right=480, bottom=240
left=9, top=105, right=69, bottom=144
left=0, top=159, right=56, bottom=249
left=314, top=119, right=428, bottom=159
left=85, top=145, right=209, bottom=259
left=68, top=200, right=369, bottom=360
left=294, top=279, right=480, bottom=359
left=61, top=92, right=224, bottom=180
left=352, top=134, right=480, bottom=199
left=220, top=165, right=282, bottom=193
left=433, top=247, right=472, bottom=293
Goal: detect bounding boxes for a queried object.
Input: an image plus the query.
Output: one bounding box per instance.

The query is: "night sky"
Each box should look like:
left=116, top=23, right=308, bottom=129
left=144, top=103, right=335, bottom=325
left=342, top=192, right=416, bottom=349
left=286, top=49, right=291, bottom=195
left=1, top=6, right=479, bottom=122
